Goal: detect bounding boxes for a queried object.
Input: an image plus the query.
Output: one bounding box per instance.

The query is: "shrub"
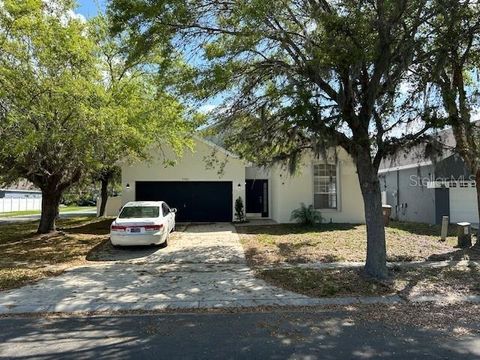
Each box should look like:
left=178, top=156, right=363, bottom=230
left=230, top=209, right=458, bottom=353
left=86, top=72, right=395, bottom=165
left=290, top=203, right=322, bottom=226
left=234, top=196, right=245, bottom=222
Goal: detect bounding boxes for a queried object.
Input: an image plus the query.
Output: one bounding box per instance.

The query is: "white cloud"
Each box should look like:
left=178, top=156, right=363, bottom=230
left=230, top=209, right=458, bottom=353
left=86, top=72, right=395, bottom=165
left=66, top=9, right=86, bottom=23
left=42, top=0, right=86, bottom=24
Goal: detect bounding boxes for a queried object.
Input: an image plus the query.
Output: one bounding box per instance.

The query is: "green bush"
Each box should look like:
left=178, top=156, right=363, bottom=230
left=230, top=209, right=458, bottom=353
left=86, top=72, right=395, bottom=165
left=234, top=196, right=246, bottom=222
left=290, top=203, right=322, bottom=226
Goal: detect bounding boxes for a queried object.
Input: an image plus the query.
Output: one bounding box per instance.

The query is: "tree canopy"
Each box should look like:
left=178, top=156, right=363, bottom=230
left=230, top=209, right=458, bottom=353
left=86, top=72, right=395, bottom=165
left=0, top=0, right=102, bottom=232
left=110, top=0, right=441, bottom=278
left=89, top=15, right=197, bottom=216
left=0, top=1, right=195, bottom=232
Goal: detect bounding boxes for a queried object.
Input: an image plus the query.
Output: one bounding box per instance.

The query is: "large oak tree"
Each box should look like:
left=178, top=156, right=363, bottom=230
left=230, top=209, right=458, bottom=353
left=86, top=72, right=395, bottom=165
left=0, top=1, right=194, bottom=232
left=0, top=0, right=101, bottom=233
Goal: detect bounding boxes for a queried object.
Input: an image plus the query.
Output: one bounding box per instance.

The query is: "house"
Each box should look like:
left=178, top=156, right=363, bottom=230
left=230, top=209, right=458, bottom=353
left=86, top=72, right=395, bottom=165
left=104, top=137, right=365, bottom=223
left=0, top=188, right=42, bottom=199
left=0, top=181, right=42, bottom=213
left=379, top=126, right=478, bottom=225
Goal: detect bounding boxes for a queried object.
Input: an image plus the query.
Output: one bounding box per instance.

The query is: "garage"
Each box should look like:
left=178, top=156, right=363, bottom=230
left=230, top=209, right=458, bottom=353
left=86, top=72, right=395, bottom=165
left=449, top=187, right=478, bottom=223
left=135, top=181, right=233, bottom=222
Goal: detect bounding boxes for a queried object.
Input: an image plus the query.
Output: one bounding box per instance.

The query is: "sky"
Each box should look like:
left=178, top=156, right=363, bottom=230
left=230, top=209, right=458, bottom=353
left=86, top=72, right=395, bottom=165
left=75, top=0, right=105, bottom=18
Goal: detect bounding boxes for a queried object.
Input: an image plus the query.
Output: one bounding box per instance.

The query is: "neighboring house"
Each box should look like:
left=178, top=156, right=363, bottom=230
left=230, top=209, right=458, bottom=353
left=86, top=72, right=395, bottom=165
left=379, top=127, right=478, bottom=225
left=106, top=137, right=365, bottom=223
left=0, top=180, right=41, bottom=199
left=0, top=189, right=42, bottom=199
left=0, top=182, right=42, bottom=213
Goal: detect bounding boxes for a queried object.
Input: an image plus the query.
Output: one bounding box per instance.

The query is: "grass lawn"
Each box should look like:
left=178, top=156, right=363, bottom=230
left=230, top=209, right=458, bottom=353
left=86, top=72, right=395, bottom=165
left=0, top=206, right=96, bottom=218
left=0, top=217, right=112, bottom=291
left=259, top=263, right=480, bottom=298
left=237, top=221, right=480, bottom=266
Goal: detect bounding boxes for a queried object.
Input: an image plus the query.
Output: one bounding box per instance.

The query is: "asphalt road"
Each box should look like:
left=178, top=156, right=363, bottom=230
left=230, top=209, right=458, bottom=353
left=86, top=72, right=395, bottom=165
left=0, top=309, right=478, bottom=359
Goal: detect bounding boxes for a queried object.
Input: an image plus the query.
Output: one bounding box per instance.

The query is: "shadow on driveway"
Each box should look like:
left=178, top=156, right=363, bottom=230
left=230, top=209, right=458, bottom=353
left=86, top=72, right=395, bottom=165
left=86, top=240, right=162, bottom=262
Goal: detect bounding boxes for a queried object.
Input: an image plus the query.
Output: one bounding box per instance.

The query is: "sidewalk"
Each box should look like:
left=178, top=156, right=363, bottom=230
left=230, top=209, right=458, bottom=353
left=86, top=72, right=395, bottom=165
left=1, top=222, right=478, bottom=315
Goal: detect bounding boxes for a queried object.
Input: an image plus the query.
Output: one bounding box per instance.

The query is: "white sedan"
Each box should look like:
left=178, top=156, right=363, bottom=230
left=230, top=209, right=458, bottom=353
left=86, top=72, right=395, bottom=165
left=110, top=201, right=176, bottom=247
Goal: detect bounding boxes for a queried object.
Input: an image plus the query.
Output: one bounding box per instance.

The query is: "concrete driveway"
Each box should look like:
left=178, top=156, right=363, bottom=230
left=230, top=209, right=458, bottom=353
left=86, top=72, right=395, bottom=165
left=0, top=223, right=319, bottom=314
left=88, top=223, right=246, bottom=264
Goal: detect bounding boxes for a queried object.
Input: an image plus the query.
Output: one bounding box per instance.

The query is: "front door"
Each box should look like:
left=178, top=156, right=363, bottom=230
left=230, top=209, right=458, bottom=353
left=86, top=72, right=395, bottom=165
left=246, top=180, right=268, bottom=217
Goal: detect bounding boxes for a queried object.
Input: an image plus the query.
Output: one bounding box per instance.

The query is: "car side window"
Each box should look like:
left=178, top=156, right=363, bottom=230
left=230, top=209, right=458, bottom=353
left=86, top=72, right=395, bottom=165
left=162, top=203, right=170, bottom=216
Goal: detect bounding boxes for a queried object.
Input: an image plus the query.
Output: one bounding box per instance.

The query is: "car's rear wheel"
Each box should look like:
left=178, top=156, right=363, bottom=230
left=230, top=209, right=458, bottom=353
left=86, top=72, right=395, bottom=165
left=159, top=234, right=168, bottom=248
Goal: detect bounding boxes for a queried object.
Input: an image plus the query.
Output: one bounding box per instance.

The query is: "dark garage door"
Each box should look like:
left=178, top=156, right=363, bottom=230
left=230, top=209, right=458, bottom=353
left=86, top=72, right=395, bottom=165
left=135, top=181, right=233, bottom=222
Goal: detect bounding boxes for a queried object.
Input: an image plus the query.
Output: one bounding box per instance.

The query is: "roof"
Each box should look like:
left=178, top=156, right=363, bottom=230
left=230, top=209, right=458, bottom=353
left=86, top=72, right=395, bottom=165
left=0, top=189, right=42, bottom=193
left=194, top=135, right=241, bottom=159
left=0, top=180, right=40, bottom=192
left=379, top=122, right=478, bottom=172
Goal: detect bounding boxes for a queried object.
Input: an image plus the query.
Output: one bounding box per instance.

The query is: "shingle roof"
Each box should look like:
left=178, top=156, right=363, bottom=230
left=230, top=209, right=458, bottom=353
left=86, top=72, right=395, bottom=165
left=379, top=122, right=479, bottom=171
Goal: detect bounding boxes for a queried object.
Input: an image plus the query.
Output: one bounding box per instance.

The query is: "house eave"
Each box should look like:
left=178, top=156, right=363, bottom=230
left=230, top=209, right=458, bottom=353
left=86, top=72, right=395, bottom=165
left=378, top=161, right=433, bottom=174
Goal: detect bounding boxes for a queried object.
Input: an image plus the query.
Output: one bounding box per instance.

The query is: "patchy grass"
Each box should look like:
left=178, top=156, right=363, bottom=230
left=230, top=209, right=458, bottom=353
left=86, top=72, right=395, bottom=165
left=237, top=221, right=479, bottom=266
left=0, top=206, right=96, bottom=217
left=0, top=217, right=112, bottom=291
left=259, top=263, right=480, bottom=298
left=258, top=268, right=393, bottom=297
left=392, top=263, right=480, bottom=297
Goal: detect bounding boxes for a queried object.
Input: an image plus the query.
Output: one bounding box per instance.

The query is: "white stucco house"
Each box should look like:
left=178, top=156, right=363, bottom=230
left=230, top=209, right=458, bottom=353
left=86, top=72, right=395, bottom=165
left=103, top=137, right=365, bottom=224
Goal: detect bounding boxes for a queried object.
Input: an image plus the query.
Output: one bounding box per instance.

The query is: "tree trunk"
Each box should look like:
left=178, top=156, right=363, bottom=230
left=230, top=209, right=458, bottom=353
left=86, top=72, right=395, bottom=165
left=475, top=169, right=480, bottom=244
left=38, top=191, right=61, bottom=234
left=99, top=177, right=109, bottom=217
left=356, top=159, right=388, bottom=279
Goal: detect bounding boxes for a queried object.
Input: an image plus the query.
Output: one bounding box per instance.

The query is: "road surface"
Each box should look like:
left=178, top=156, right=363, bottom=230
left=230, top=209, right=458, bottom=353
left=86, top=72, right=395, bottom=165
left=0, top=309, right=478, bottom=359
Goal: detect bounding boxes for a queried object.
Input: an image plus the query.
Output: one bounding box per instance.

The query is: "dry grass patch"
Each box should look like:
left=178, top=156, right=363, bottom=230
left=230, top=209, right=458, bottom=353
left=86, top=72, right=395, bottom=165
left=258, top=263, right=480, bottom=298
left=0, top=217, right=113, bottom=290
left=258, top=268, right=394, bottom=297
left=237, top=221, right=478, bottom=266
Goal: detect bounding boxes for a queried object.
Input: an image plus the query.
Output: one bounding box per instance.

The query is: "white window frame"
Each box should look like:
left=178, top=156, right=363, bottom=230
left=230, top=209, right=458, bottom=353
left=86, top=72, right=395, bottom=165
left=312, top=162, right=341, bottom=212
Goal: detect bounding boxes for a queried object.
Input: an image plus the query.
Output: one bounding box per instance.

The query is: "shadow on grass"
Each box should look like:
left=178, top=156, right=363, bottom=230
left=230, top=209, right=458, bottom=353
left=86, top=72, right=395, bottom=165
left=235, top=223, right=358, bottom=236
left=387, top=221, right=456, bottom=237
left=427, top=245, right=480, bottom=261
left=276, top=242, right=344, bottom=263
left=64, top=218, right=113, bottom=235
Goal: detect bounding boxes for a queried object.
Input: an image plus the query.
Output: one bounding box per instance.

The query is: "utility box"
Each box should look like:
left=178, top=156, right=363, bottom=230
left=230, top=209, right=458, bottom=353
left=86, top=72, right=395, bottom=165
left=457, top=222, right=472, bottom=248
left=382, top=205, right=392, bottom=226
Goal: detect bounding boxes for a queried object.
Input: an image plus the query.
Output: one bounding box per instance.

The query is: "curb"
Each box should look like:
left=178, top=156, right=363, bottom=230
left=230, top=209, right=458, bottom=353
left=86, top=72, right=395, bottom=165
left=0, top=295, right=403, bottom=315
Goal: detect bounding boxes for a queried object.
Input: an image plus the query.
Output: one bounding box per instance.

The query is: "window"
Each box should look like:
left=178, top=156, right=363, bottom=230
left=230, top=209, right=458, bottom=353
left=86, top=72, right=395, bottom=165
left=313, top=163, right=337, bottom=209
left=162, top=203, right=170, bottom=216
left=119, top=206, right=160, bottom=218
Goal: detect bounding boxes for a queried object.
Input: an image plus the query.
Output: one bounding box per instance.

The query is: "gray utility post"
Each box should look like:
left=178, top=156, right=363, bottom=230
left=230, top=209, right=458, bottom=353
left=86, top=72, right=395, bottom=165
left=440, top=216, right=449, bottom=241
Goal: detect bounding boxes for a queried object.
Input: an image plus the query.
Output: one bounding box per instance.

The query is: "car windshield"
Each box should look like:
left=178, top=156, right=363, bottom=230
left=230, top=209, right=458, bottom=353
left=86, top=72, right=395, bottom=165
left=119, top=206, right=160, bottom=219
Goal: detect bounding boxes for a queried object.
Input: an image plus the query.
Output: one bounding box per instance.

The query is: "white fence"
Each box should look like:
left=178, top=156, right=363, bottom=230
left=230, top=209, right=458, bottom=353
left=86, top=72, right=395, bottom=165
left=0, top=198, right=42, bottom=213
